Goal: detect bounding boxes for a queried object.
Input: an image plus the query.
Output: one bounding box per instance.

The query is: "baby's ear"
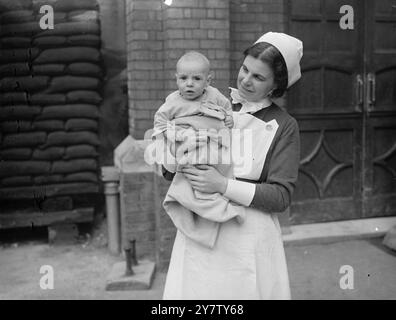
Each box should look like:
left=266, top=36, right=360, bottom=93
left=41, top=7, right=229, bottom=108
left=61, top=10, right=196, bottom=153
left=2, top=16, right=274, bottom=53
left=206, top=72, right=213, bottom=86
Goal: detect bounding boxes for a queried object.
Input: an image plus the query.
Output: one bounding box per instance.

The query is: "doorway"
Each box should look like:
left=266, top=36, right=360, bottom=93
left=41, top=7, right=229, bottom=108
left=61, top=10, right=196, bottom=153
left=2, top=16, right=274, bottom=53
left=287, top=0, right=396, bottom=224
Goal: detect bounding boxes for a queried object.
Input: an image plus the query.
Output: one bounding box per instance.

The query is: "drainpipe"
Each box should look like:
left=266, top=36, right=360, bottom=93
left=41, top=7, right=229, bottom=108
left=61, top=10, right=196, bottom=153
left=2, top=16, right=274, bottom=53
left=101, top=166, right=121, bottom=254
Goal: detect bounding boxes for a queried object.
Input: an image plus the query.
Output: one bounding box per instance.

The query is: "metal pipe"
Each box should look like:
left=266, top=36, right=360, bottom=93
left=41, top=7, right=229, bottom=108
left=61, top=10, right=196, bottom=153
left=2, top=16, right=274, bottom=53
left=103, top=181, right=121, bottom=254
left=129, top=239, right=138, bottom=266
left=124, top=247, right=134, bottom=276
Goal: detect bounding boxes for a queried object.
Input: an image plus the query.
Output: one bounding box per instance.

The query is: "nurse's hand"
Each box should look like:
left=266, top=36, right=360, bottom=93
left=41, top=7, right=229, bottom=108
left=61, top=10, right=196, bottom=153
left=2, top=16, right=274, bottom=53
left=181, top=165, right=228, bottom=194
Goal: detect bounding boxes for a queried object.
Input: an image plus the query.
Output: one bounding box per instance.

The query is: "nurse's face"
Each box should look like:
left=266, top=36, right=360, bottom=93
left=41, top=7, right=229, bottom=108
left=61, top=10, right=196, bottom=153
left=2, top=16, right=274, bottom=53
left=237, top=55, right=277, bottom=102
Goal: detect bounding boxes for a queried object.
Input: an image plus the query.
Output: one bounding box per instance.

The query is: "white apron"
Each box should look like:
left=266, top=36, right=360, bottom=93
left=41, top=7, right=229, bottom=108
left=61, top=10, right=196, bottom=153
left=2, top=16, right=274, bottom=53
left=163, top=206, right=291, bottom=300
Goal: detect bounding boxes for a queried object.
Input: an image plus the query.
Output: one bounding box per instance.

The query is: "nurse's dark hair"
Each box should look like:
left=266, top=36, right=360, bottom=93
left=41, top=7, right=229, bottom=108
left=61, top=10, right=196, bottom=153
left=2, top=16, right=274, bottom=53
left=243, top=42, right=288, bottom=98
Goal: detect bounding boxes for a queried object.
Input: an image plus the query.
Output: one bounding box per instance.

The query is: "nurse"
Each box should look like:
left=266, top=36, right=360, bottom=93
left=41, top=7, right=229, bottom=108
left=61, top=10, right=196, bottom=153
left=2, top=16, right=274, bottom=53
left=162, top=32, right=303, bottom=299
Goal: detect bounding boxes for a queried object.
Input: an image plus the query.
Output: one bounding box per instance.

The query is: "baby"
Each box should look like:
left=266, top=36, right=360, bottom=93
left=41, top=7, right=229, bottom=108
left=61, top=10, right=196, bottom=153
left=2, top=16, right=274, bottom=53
left=152, top=51, right=234, bottom=165
left=151, top=51, right=245, bottom=249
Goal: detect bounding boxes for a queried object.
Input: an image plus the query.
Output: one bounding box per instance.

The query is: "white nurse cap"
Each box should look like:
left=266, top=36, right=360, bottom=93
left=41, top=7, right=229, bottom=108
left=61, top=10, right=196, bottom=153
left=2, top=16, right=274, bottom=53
left=254, top=32, right=303, bottom=88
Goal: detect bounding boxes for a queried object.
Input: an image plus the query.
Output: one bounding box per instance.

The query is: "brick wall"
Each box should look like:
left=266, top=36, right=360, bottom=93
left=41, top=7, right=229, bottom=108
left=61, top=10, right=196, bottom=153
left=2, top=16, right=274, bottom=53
left=162, top=0, right=230, bottom=98
left=230, top=0, right=285, bottom=86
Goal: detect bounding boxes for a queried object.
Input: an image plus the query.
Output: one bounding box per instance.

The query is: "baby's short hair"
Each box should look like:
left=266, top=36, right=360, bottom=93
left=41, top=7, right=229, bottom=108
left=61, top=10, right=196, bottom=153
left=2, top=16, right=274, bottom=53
left=176, top=51, right=210, bottom=73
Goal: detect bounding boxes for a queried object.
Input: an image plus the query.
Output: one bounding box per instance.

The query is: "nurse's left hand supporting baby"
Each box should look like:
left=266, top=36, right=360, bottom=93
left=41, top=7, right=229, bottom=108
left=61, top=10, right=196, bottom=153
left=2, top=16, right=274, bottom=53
left=181, top=164, right=228, bottom=195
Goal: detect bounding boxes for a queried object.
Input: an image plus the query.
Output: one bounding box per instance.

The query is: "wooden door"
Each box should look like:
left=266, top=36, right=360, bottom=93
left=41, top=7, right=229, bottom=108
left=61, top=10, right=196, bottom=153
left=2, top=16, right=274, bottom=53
left=286, top=0, right=366, bottom=224
left=363, top=0, right=396, bottom=218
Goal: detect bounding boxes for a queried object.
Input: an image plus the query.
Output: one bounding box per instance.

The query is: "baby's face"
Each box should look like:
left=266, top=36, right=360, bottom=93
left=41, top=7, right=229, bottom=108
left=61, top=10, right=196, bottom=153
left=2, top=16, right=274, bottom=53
left=176, top=60, right=210, bottom=100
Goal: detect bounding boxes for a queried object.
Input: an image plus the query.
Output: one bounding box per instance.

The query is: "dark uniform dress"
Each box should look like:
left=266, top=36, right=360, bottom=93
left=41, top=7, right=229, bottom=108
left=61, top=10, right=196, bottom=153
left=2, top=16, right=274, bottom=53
left=162, top=99, right=300, bottom=300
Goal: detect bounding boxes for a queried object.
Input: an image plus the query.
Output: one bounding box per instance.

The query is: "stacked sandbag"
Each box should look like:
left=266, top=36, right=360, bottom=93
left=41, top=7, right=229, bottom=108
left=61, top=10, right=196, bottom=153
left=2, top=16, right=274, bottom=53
left=0, top=0, right=102, bottom=190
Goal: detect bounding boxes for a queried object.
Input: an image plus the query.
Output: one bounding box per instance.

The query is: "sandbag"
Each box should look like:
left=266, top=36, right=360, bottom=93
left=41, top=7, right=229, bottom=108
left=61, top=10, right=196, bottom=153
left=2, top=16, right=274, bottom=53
left=0, top=160, right=51, bottom=178
left=32, top=64, right=66, bottom=75
left=67, top=34, right=100, bottom=47
left=0, top=0, right=32, bottom=11
left=64, top=172, right=98, bottom=182
left=2, top=132, right=47, bottom=148
left=47, top=76, right=99, bottom=93
left=32, top=120, right=64, bottom=131
left=0, top=37, right=31, bottom=48
left=33, top=36, right=68, bottom=47
left=65, top=118, right=98, bottom=131
left=65, top=144, right=98, bottom=159
left=0, top=63, right=31, bottom=77
left=42, top=0, right=99, bottom=11
left=33, top=174, right=64, bottom=184
left=0, top=148, right=32, bottom=160
left=66, top=90, right=102, bottom=104
left=68, top=10, right=98, bottom=22
left=52, top=159, right=97, bottom=174
left=0, top=10, right=34, bottom=23
left=0, top=76, right=49, bottom=92
left=46, top=131, right=100, bottom=146
left=38, top=104, right=99, bottom=119
left=1, top=176, right=32, bottom=187
left=0, top=21, right=42, bottom=37
left=67, top=63, right=102, bottom=77
left=32, top=147, right=65, bottom=160
left=0, top=93, right=29, bottom=105
left=35, top=21, right=99, bottom=37
left=0, top=120, right=32, bottom=133
left=34, top=47, right=100, bottom=64
left=0, top=105, right=42, bottom=120
left=30, top=93, right=67, bottom=105
left=0, top=48, right=39, bottom=63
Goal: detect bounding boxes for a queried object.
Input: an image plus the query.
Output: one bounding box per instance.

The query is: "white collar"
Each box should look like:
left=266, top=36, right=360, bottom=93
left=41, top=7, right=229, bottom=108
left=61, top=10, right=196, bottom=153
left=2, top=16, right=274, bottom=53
left=229, top=87, right=272, bottom=114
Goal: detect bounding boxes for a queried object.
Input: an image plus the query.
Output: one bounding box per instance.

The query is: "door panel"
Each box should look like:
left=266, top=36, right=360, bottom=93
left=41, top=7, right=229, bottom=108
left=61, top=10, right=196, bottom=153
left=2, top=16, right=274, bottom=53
left=372, top=126, right=396, bottom=196
left=287, top=0, right=364, bottom=223
left=368, top=0, right=396, bottom=113
left=363, top=116, right=396, bottom=218
left=363, top=0, right=396, bottom=217
left=290, top=116, right=362, bottom=224
left=288, top=0, right=363, bottom=116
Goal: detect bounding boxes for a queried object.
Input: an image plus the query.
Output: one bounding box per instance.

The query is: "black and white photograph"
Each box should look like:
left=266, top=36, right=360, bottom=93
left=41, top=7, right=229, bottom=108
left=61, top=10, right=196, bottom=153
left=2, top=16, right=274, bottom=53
left=0, top=0, right=395, bottom=304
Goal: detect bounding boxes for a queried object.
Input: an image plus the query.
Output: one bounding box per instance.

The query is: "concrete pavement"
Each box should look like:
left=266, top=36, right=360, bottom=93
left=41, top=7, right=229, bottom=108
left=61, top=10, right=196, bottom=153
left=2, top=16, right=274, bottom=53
left=0, top=218, right=395, bottom=300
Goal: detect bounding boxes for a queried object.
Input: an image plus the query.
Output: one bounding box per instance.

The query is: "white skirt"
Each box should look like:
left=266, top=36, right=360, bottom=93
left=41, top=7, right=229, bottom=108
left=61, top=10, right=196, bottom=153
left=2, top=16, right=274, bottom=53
left=163, top=206, right=291, bottom=300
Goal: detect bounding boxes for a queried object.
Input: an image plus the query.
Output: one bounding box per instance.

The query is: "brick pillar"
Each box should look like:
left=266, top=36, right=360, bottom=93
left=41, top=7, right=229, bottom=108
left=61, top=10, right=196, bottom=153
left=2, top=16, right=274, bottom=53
left=125, top=0, right=164, bottom=139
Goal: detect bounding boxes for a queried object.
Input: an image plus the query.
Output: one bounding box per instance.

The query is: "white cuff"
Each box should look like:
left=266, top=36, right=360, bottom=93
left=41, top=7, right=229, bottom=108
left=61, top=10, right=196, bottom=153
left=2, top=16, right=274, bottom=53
left=223, top=179, right=256, bottom=207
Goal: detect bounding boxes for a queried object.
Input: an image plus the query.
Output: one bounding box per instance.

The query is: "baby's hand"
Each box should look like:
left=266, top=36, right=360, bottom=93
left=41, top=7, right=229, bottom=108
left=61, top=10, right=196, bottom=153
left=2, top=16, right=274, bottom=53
left=166, top=129, right=184, bottom=142
left=224, top=115, right=234, bottom=128
left=165, top=129, right=176, bottom=142
left=175, top=130, right=185, bottom=142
